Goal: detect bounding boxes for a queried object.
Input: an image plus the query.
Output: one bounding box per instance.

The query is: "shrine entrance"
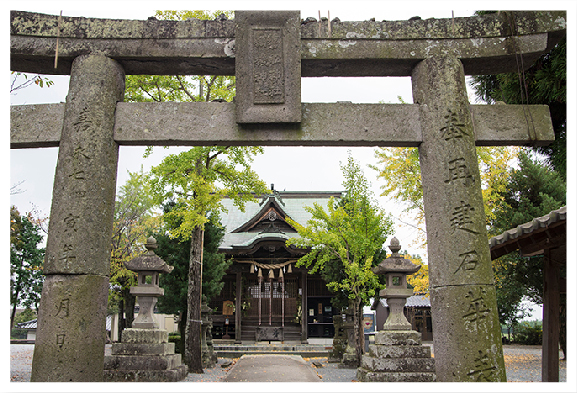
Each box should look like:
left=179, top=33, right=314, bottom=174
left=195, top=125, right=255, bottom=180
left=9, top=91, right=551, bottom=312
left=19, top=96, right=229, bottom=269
left=244, top=272, right=299, bottom=341
left=210, top=190, right=342, bottom=342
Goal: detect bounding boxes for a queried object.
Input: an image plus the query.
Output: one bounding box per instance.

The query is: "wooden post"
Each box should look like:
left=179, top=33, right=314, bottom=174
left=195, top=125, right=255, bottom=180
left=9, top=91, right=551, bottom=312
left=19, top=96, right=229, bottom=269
left=301, top=270, right=307, bottom=342
left=235, top=272, right=242, bottom=344
left=542, top=247, right=562, bottom=381
left=280, top=270, right=285, bottom=328
left=269, top=277, right=273, bottom=326
left=258, top=271, right=262, bottom=326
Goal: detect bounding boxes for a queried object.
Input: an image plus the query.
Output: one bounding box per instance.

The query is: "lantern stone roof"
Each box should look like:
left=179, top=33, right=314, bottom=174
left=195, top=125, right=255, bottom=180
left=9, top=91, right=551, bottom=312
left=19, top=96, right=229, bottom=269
left=124, top=237, right=173, bottom=273
left=219, top=189, right=342, bottom=253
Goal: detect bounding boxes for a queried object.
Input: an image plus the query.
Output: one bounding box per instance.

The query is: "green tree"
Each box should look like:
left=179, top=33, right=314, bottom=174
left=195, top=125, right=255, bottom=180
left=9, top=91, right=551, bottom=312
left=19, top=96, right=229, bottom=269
left=126, top=9, right=267, bottom=373
left=154, top=207, right=231, bottom=355
left=148, top=146, right=267, bottom=372
left=489, top=150, right=566, bottom=236
left=10, top=206, right=45, bottom=330
left=125, top=10, right=235, bottom=109
left=488, top=149, right=566, bottom=353
left=10, top=72, right=53, bottom=94
left=287, top=154, right=394, bottom=366
left=109, top=169, right=158, bottom=339
left=470, top=12, right=566, bottom=179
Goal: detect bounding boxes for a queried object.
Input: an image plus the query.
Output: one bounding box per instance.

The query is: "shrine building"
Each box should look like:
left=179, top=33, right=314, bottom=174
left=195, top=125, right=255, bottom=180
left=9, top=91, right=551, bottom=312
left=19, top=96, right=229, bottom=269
left=209, top=187, right=341, bottom=343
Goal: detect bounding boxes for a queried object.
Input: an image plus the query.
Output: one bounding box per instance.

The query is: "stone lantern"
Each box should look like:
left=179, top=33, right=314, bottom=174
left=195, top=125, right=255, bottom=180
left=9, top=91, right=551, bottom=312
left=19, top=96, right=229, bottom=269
left=104, top=237, right=186, bottom=382
left=357, top=237, right=435, bottom=382
left=372, top=237, right=420, bottom=331
left=124, top=236, right=173, bottom=329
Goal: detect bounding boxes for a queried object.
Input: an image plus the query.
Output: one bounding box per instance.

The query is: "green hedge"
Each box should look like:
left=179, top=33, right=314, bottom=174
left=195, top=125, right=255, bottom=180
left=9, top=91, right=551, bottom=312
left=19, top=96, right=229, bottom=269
left=168, top=333, right=181, bottom=354
left=513, top=321, right=543, bottom=345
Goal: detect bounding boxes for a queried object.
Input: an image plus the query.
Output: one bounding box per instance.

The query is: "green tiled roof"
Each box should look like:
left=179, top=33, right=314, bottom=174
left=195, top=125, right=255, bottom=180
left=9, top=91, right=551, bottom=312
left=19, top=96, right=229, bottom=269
left=219, top=191, right=342, bottom=251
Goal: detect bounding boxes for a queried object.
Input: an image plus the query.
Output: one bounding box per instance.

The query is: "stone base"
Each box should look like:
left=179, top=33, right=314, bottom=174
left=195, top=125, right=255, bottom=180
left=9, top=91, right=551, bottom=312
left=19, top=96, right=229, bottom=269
left=202, top=345, right=217, bottom=368
left=255, top=326, right=284, bottom=341
left=103, top=365, right=187, bottom=382
left=328, top=338, right=346, bottom=363
left=339, top=351, right=358, bottom=369
left=356, top=330, right=436, bottom=382
left=356, top=368, right=435, bottom=382
left=104, top=328, right=186, bottom=382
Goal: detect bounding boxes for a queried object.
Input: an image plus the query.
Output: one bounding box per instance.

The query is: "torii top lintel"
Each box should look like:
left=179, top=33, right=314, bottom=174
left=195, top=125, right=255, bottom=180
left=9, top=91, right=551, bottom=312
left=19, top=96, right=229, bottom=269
left=10, top=10, right=566, bottom=77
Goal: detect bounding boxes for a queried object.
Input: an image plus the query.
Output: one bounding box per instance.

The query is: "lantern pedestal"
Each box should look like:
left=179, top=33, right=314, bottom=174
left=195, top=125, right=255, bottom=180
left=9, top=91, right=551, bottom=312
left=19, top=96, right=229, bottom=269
left=103, top=328, right=187, bottom=382
left=357, top=330, right=436, bottom=382
left=201, top=300, right=217, bottom=368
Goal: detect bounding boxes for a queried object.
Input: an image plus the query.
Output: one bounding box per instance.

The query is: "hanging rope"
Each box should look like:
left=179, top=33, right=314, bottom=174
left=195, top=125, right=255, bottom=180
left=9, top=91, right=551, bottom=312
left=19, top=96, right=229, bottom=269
left=505, top=11, right=537, bottom=142
left=54, top=11, right=62, bottom=69
left=235, top=259, right=297, bottom=271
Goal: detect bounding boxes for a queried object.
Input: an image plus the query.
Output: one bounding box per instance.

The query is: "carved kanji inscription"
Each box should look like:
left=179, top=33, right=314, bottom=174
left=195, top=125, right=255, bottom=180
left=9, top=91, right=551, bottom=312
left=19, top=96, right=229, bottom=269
left=454, top=250, right=479, bottom=274
left=253, top=28, right=285, bottom=104
left=56, top=299, right=70, bottom=318
left=440, top=109, right=470, bottom=140
left=445, top=158, right=474, bottom=186
left=462, top=287, right=491, bottom=332
left=450, top=202, right=479, bottom=234
left=467, top=350, right=498, bottom=381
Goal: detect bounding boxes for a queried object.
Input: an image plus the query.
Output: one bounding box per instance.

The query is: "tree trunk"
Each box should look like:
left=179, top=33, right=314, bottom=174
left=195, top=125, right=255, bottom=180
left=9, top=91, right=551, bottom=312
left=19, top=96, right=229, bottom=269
left=124, top=287, right=135, bottom=328
left=185, top=226, right=204, bottom=373
left=358, top=300, right=365, bottom=355
left=178, top=310, right=187, bottom=355
left=118, top=296, right=125, bottom=342
left=353, top=297, right=362, bottom=367
left=10, top=302, right=17, bottom=332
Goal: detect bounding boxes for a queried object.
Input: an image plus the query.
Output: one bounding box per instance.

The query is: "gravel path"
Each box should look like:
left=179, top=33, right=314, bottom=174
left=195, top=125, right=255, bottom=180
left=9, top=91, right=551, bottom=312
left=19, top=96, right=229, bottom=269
left=10, top=344, right=567, bottom=383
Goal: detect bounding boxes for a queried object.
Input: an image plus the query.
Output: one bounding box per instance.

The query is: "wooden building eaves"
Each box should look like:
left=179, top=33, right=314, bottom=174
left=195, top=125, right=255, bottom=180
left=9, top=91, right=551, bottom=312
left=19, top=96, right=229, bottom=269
left=489, top=206, right=567, bottom=260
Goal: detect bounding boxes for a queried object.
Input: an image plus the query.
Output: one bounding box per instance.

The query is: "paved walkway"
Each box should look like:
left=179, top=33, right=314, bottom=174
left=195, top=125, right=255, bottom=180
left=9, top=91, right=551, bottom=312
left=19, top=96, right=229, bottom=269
left=10, top=344, right=568, bottom=383
left=223, top=354, right=320, bottom=382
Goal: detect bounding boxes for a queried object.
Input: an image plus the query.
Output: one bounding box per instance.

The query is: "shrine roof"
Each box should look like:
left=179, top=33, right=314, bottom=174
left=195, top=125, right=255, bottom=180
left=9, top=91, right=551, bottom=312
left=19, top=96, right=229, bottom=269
left=376, top=295, right=431, bottom=309
left=16, top=316, right=114, bottom=332
left=489, top=206, right=566, bottom=260
left=219, top=190, right=342, bottom=252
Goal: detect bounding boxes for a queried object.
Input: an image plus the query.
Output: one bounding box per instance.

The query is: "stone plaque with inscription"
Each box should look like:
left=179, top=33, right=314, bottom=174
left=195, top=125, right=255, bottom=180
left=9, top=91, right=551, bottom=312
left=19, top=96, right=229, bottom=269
left=235, top=11, right=301, bottom=123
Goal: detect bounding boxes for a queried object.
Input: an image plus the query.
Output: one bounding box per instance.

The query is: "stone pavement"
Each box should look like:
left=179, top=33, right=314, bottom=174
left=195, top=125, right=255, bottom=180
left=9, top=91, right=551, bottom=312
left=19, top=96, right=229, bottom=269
left=223, top=354, right=320, bottom=382
left=10, top=344, right=568, bottom=383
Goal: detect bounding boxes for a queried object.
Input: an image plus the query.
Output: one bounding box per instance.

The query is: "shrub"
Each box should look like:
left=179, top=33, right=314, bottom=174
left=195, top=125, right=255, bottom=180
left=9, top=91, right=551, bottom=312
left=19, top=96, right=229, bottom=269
left=513, top=321, right=542, bottom=345
left=168, top=333, right=181, bottom=353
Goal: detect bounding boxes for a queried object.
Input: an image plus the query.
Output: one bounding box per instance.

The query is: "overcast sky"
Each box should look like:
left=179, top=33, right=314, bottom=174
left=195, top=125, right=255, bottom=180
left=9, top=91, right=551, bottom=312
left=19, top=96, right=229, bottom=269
left=7, top=1, right=575, bottom=264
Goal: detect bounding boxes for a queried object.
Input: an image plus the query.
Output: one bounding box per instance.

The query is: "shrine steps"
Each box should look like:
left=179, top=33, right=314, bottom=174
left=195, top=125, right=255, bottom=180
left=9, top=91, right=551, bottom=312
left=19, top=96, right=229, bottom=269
left=213, top=341, right=333, bottom=358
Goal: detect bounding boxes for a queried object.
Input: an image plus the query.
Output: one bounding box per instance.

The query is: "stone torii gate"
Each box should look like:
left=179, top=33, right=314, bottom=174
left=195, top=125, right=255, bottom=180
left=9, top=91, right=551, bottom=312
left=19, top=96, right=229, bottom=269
left=10, top=10, right=565, bottom=382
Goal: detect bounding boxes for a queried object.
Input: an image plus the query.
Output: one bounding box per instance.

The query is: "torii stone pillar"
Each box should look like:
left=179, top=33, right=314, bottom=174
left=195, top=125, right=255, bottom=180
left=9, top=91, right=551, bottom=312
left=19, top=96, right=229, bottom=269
left=31, top=54, right=124, bottom=382
left=413, top=55, right=506, bottom=381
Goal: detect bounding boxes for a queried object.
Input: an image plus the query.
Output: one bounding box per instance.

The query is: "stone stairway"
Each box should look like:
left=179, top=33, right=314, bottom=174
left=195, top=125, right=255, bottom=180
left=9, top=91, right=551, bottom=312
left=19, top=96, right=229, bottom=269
left=214, top=341, right=333, bottom=358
